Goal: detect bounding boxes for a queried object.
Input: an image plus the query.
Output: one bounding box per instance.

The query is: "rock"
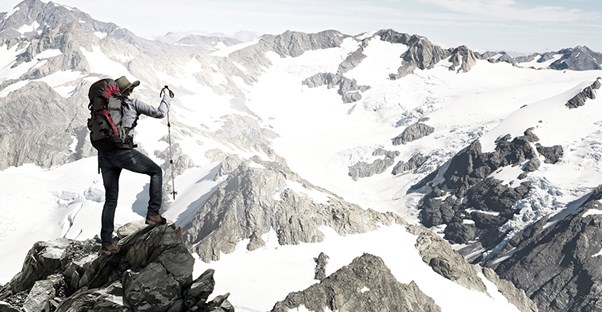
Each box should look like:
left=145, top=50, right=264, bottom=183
left=566, top=78, right=601, bottom=108
left=348, top=148, right=399, bottom=180
left=535, top=144, right=563, bottom=164
left=482, top=268, right=538, bottom=312
left=302, top=72, right=370, bottom=103
left=271, top=253, right=441, bottom=312
left=0, top=224, right=230, bottom=312
left=392, top=35, right=451, bottom=79
left=392, top=122, right=435, bottom=145
left=392, top=153, right=428, bottom=175
left=493, top=195, right=602, bottom=311
left=183, top=158, right=402, bottom=262
left=314, top=252, right=329, bottom=281
left=448, top=45, right=478, bottom=73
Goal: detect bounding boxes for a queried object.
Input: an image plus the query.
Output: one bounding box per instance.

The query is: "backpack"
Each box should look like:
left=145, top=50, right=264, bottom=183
left=87, top=78, right=132, bottom=151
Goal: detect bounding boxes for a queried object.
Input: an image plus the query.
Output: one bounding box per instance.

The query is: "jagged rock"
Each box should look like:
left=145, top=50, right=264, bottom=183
left=183, top=158, right=402, bottom=262
left=260, top=30, right=347, bottom=58
left=535, top=143, right=563, bottom=164
left=392, top=153, right=428, bottom=175
left=303, top=72, right=370, bottom=103
left=391, top=36, right=450, bottom=79
left=522, top=157, right=540, bottom=172
left=550, top=46, right=602, bottom=70
left=22, top=274, right=64, bottom=312
left=314, top=252, right=329, bottom=281
left=493, top=187, right=602, bottom=311
left=411, top=226, right=486, bottom=292
left=411, top=128, right=545, bottom=250
left=271, top=253, right=441, bottom=312
left=348, top=148, right=399, bottom=180
left=392, top=123, right=435, bottom=145
left=0, top=223, right=230, bottom=312
left=566, top=78, right=601, bottom=108
left=448, top=45, right=478, bottom=73
left=338, top=45, right=367, bottom=74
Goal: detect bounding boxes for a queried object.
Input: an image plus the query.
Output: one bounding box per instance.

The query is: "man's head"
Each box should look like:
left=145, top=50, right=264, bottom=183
left=115, top=76, right=140, bottom=96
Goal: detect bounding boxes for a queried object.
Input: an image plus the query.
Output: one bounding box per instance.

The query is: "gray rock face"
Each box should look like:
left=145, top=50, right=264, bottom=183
left=409, top=225, right=537, bottom=311
left=565, top=78, right=601, bottom=108
left=392, top=122, right=435, bottom=145
left=410, top=226, right=486, bottom=292
left=535, top=143, right=563, bottom=164
left=409, top=128, right=563, bottom=249
left=448, top=45, right=478, bottom=73
left=260, top=30, right=347, bottom=58
left=303, top=72, right=370, bottom=103
left=271, top=253, right=441, bottom=312
left=348, top=148, right=399, bottom=180
left=392, top=153, right=428, bottom=175
left=314, top=252, right=329, bottom=281
left=493, top=186, right=602, bottom=311
left=0, top=224, right=231, bottom=312
left=550, top=46, right=602, bottom=70
left=182, top=156, right=402, bottom=262
left=391, top=36, right=451, bottom=79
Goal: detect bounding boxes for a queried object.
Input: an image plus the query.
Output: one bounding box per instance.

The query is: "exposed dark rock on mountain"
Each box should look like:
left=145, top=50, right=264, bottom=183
left=348, top=148, right=399, bottom=180
left=338, top=44, right=367, bottom=74
left=271, top=253, right=441, bottom=312
left=535, top=143, right=563, bottom=164
left=410, top=225, right=537, bottom=311
left=409, top=128, right=565, bottom=248
left=392, top=122, right=435, bottom=145
left=549, top=46, right=602, bottom=70
left=492, top=185, right=602, bottom=311
left=565, top=78, right=601, bottom=108
left=392, top=153, right=429, bottom=176
left=391, top=36, right=450, bottom=79
left=303, top=72, right=370, bottom=103
left=0, top=224, right=232, bottom=311
left=183, top=156, right=402, bottom=262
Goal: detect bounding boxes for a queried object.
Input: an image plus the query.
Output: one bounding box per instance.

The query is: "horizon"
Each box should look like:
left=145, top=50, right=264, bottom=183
left=0, top=0, right=601, bottom=54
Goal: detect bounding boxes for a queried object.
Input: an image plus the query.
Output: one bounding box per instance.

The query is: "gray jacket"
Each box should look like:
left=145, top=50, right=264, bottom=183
left=120, top=94, right=171, bottom=141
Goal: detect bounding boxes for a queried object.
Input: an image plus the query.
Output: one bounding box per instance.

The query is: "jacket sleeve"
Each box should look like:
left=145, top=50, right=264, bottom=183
left=132, top=95, right=171, bottom=118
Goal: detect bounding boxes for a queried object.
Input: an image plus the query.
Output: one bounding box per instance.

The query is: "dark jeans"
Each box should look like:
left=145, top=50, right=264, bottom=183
left=98, top=148, right=163, bottom=244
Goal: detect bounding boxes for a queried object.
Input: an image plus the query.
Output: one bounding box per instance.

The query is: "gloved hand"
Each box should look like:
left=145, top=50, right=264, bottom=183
left=161, top=86, right=175, bottom=98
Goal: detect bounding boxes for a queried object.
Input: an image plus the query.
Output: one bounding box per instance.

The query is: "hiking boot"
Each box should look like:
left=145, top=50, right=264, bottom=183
left=101, top=243, right=120, bottom=255
left=145, top=213, right=167, bottom=225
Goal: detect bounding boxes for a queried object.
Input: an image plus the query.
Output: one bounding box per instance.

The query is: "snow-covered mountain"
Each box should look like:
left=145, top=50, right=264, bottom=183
left=1, top=0, right=602, bottom=311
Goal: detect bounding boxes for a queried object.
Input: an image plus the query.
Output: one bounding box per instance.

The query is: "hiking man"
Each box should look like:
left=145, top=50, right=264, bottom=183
left=98, top=76, right=172, bottom=255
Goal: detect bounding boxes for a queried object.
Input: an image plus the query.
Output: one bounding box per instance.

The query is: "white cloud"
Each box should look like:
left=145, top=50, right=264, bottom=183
left=420, top=0, right=600, bottom=22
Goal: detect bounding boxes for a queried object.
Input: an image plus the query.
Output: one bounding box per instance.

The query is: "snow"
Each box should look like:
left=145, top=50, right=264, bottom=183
left=94, top=31, right=107, bottom=39
left=345, top=36, right=408, bottom=86
left=284, top=180, right=331, bottom=205
left=582, top=209, right=602, bottom=218
left=17, top=21, right=40, bottom=34
left=516, top=54, right=563, bottom=69
left=80, top=45, right=132, bottom=77
left=211, top=39, right=259, bottom=57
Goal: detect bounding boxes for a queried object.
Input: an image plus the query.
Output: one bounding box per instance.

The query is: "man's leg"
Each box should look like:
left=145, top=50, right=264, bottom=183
left=100, top=164, right=121, bottom=245
left=119, top=149, right=163, bottom=214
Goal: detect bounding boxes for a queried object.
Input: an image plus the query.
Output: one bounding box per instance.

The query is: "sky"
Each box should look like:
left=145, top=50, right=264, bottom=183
left=0, top=0, right=601, bottom=53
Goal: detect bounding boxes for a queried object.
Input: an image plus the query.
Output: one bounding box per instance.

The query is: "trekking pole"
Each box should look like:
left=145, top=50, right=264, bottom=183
left=161, top=86, right=177, bottom=200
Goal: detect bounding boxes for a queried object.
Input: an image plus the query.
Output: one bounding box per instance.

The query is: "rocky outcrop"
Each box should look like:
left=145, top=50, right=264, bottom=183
left=338, top=45, right=367, bottom=74
left=391, top=36, right=450, bottom=79
left=493, top=186, right=602, bottom=311
left=448, top=45, right=478, bottom=73
left=565, top=78, right=601, bottom=108
left=550, top=46, right=602, bottom=70
left=314, top=252, right=329, bottom=281
left=535, top=143, right=563, bottom=164
left=260, top=30, right=347, bottom=58
left=348, top=148, right=399, bottom=180
left=0, top=224, right=232, bottom=312
left=271, top=253, right=441, bottom=312
left=409, top=129, right=563, bottom=249
left=182, top=156, right=402, bottom=262
left=409, top=225, right=537, bottom=311
left=303, top=72, right=370, bottom=103
left=392, top=153, right=429, bottom=176
left=392, top=122, right=435, bottom=145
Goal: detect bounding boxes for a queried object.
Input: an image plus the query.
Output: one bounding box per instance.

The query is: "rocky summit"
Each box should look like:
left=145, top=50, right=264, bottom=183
left=0, top=224, right=232, bottom=312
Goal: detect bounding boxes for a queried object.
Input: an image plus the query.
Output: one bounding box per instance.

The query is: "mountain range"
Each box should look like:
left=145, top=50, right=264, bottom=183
left=1, top=0, right=602, bottom=311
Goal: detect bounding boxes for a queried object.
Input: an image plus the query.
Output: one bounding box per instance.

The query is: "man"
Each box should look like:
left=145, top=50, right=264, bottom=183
left=99, top=76, right=172, bottom=255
